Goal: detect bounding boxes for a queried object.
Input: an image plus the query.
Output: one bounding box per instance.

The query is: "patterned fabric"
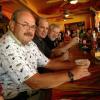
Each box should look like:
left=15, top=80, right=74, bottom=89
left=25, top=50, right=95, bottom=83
left=0, top=30, right=49, bottom=99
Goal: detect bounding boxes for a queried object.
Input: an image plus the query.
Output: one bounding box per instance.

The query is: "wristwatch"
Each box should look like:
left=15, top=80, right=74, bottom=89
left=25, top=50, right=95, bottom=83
left=68, top=71, right=74, bottom=82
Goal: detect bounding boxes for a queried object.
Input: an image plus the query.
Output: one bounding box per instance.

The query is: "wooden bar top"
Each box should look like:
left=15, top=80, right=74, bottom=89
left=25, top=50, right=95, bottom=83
left=52, top=45, right=100, bottom=100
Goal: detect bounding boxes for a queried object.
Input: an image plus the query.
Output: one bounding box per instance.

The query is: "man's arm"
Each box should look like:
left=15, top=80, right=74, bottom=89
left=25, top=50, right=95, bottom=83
left=51, top=37, right=79, bottom=56
left=24, top=59, right=90, bottom=90
left=0, top=96, right=4, bottom=100
left=25, top=66, right=90, bottom=89
left=45, top=59, right=76, bottom=70
left=44, top=58, right=90, bottom=71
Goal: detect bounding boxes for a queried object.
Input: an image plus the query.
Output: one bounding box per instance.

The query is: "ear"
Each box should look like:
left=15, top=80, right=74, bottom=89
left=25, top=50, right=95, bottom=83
left=9, top=20, right=15, bottom=31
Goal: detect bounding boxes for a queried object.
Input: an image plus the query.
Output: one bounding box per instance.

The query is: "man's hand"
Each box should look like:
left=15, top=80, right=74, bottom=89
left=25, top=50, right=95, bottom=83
left=71, top=66, right=90, bottom=80
left=56, top=50, right=69, bottom=61
left=51, top=48, right=66, bottom=57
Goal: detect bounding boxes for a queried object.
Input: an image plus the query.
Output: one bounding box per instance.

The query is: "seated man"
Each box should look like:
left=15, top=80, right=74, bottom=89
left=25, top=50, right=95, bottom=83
left=33, top=18, right=79, bottom=60
left=33, top=18, right=51, bottom=58
left=0, top=8, right=90, bottom=100
left=44, top=24, right=61, bottom=50
left=44, top=23, right=79, bottom=59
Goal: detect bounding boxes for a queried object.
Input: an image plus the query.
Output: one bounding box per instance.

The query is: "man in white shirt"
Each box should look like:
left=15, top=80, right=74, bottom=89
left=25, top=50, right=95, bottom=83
left=0, top=8, right=90, bottom=100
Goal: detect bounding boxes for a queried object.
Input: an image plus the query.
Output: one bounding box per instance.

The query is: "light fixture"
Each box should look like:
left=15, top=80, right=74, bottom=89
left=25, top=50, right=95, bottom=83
left=64, top=18, right=67, bottom=21
left=69, top=0, right=78, bottom=4
left=64, top=10, right=69, bottom=18
left=64, top=13, right=69, bottom=17
left=63, top=15, right=68, bottom=21
left=98, top=13, right=100, bottom=18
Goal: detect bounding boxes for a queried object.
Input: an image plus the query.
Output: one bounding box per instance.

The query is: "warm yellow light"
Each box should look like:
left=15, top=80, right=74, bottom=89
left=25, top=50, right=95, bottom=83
left=65, top=14, right=69, bottom=17
left=64, top=19, right=67, bottom=21
left=70, top=0, right=78, bottom=4
left=98, top=13, right=100, bottom=18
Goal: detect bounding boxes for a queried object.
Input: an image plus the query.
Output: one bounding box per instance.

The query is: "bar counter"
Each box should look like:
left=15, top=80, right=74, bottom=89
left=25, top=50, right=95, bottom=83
left=51, top=45, right=100, bottom=100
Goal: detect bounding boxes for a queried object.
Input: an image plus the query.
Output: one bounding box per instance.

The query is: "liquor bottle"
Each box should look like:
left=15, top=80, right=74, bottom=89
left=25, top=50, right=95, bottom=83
left=92, top=30, right=97, bottom=50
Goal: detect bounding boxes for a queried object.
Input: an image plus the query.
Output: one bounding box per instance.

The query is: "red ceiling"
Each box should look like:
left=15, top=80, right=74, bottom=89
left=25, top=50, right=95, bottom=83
left=1, top=0, right=100, bottom=20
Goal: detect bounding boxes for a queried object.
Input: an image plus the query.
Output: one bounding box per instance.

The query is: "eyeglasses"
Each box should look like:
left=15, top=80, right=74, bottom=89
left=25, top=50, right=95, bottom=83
left=15, top=21, right=37, bottom=30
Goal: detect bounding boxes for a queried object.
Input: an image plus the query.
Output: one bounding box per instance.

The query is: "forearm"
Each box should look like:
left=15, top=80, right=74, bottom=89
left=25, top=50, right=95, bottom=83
left=45, top=60, right=76, bottom=70
left=61, top=41, right=75, bottom=51
left=61, top=37, right=79, bottom=51
left=25, top=71, right=70, bottom=89
left=51, top=41, right=75, bottom=57
left=25, top=65, right=90, bottom=90
left=0, top=96, right=4, bottom=100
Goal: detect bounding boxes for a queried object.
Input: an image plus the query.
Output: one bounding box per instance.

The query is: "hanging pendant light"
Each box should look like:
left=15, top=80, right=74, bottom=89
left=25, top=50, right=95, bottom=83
left=69, top=0, right=78, bottom=4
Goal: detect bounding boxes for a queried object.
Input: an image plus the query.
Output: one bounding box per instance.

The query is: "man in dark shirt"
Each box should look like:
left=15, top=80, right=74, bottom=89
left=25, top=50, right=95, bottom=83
left=44, top=36, right=55, bottom=50
left=44, top=23, right=61, bottom=51
left=33, top=34, right=51, bottom=57
left=33, top=17, right=79, bottom=60
left=33, top=18, right=51, bottom=57
left=33, top=18, right=63, bottom=58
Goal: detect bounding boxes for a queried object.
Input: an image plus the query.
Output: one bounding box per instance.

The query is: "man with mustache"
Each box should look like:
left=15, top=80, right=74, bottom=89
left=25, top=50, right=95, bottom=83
left=0, top=8, right=90, bottom=100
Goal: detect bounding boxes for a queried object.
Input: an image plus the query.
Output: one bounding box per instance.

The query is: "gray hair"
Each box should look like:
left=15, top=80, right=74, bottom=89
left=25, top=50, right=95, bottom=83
left=49, top=23, right=60, bottom=30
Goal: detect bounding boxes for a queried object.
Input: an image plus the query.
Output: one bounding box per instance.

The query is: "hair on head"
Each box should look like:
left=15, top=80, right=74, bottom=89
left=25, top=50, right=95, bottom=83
left=11, top=8, right=34, bottom=21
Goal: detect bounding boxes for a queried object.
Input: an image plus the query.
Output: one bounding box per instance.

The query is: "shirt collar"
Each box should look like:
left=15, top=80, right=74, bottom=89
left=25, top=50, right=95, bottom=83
left=8, top=30, right=22, bottom=46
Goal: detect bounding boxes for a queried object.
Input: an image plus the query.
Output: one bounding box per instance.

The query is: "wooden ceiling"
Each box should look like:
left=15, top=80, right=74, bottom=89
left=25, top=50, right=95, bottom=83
left=1, top=0, right=100, bottom=20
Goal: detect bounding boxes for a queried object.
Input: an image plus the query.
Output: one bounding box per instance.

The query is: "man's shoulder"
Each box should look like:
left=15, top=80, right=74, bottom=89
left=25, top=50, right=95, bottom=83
left=29, top=41, right=39, bottom=48
left=33, top=35, right=42, bottom=42
left=0, top=33, right=10, bottom=45
left=44, top=36, right=51, bottom=42
left=0, top=32, right=20, bottom=52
